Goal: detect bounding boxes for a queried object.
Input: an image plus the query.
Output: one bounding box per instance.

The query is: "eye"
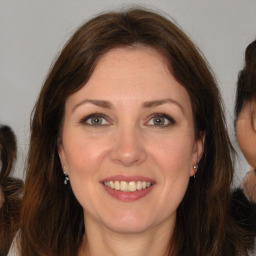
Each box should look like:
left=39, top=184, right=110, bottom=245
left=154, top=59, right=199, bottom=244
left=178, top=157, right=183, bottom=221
left=80, top=114, right=110, bottom=126
left=147, top=114, right=175, bottom=127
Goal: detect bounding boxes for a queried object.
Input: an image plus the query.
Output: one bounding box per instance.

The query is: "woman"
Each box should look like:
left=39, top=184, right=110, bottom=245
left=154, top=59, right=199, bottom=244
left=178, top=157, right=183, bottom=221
left=0, top=125, right=23, bottom=256
left=12, top=8, right=254, bottom=256
left=230, top=40, right=256, bottom=244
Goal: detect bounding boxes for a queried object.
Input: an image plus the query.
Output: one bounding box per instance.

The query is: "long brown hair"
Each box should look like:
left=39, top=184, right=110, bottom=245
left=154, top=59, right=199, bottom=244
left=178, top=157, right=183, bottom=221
left=0, top=125, right=23, bottom=255
left=21, top=8, right=249, bottom=256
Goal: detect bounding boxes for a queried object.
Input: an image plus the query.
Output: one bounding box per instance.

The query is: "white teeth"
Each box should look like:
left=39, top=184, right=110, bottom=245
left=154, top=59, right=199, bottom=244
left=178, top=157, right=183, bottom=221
left=128, top=181, right=136, bottom=192
left=120, top=181, right=128, bottom=191
left=110, top=181, right=115, bottom=189
left=114, top=181, right=120, bottom=190
left=136, top=181, right=142, bottom=190
left=104, top=180, right=152, bottom=192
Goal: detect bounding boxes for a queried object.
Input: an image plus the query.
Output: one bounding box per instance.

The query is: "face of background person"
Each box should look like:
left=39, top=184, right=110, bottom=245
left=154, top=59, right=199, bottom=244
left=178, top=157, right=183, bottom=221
left=58, top=46, right=204, bottom=235
left=236, top=99, right=256, bottom=168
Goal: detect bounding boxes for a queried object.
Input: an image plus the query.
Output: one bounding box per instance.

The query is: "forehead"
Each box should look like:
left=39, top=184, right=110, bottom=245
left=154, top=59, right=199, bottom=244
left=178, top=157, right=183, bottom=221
left=66, top=47, right=192, bottom=115
left=93, top=46, right=170, bottom=84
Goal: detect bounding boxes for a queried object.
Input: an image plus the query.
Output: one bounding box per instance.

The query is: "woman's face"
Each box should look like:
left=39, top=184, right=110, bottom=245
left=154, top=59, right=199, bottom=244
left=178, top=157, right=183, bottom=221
left=58, top=47, right=204, bottom=234
left=236, top=99, right=256, bottom=168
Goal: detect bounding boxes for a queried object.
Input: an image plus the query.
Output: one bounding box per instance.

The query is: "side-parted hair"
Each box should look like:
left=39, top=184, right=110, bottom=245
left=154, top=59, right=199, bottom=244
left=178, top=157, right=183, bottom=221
left=235, top=40, right=256, bottom=122
left=21, top=8, right=250, bottom=256
left=0, top=125, right=23, bottom=255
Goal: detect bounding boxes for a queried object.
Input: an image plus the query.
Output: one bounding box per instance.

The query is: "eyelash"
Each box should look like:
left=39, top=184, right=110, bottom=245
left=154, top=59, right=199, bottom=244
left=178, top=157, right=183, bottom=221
left=79, top=113, right=176, bottom=127
left=79, top=113, right=110, bottom=126
left=146, top=113, right=176, bottom=127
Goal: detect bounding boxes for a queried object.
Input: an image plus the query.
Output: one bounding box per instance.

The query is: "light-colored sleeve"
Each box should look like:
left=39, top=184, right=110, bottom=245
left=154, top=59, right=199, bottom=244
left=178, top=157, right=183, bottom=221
left=7, top=232, right=20, bottom=256
left=249, top=247, right=256, bottom=256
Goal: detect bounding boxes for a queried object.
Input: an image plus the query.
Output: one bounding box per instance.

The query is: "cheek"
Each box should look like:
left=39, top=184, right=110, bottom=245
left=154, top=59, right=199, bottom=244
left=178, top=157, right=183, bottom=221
left=147, top=136, right=192, bottom=220
left=63, top=135, right=107, bottom=210
left=64, top=132, right=108, bottom=171
left=236, top=120, right=256, bottom=167
left=149, top=132, right=195, bottom=175
left=148, top=132, right=194, bottom=203
left=159, top=142, right=192, bottom=193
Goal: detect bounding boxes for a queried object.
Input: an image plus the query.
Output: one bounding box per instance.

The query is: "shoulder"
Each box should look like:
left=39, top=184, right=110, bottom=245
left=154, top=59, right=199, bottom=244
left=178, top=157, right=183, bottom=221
left=248, top=247, right=256, bottom=256
left=229, top=176, right=256, bottom=253
left=230, top=170, right=256, bottom=232
left=230, top=187, right=256, bottom=233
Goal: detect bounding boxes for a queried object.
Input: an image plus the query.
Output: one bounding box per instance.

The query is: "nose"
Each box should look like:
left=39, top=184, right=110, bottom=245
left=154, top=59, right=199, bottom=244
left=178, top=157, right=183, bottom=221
left=109, top=125, right=147, bottom=167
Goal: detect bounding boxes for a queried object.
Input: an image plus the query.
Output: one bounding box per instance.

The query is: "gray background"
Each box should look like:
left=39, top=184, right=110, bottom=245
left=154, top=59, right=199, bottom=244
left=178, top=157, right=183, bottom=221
left=1, top=0, right=256, bottom=186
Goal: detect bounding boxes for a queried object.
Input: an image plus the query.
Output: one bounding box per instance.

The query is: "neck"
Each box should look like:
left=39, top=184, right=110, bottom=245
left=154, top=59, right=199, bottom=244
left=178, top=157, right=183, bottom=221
left=80, top=215, right=175, bottom=256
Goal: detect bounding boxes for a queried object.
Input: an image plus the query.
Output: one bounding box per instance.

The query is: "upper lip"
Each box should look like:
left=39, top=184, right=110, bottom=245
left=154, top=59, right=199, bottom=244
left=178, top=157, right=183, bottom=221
left=100, top=175, right=156, bottom=184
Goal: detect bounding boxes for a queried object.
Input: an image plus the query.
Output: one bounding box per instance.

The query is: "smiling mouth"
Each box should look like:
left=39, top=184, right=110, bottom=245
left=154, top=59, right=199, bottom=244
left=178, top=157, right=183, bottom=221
left=103, top=181, right=153, bottom=192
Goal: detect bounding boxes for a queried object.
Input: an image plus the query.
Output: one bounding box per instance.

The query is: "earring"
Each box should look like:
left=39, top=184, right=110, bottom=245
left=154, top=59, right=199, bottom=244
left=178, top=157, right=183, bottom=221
left=63, top=167, right=69, bottom=185
left=193, top=163, right=198, bottom=178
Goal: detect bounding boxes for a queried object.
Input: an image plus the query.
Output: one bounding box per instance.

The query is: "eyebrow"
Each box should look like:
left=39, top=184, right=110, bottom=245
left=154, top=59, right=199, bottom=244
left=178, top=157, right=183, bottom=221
left=72, top=99, right=112, bottom=112
left=143, top=98, right=184, bottom=114
left=72, top=98, right=184, bottom=114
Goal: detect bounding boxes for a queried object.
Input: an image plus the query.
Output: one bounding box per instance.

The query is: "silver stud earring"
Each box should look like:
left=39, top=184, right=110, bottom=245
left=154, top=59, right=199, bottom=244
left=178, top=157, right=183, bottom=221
left=63, top=167, right=69, bottom=185
left=193, top=163, right=198, bottom=178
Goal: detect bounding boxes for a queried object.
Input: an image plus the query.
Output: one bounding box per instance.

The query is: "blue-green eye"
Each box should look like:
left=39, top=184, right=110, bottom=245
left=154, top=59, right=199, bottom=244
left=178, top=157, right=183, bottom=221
left=147, top=114, right=175, bottom=127
left=80, top=114, right=109, bottom=126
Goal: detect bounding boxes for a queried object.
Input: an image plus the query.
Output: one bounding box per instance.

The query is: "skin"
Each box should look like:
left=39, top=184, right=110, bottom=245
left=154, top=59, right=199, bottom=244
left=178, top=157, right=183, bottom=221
left=236, top=99, right=256, bottom=202
left=58, top=47, right=204, bottom=256
left=236, top=100, right=256, bottom=168
left=242, top=170, right=256, bottom=202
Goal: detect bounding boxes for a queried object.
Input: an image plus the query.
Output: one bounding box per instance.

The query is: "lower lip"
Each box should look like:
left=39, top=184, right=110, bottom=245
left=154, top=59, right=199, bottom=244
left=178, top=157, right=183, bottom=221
left=102, top=185, right=154, bottom=201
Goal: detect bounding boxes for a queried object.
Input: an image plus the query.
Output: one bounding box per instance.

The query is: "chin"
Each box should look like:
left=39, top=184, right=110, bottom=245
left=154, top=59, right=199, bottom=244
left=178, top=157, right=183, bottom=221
left=107, top=222, right=152, bottom=234
left=103, top=213, right=155, bottom=234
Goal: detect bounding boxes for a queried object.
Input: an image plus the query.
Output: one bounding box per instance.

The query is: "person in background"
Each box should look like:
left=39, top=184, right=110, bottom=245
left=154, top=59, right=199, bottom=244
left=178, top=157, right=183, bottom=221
left=235, top=40, right=256, bottom=203
left=0, top=125, right=23, bottom=256
left=230, top=40, right=256, bottom=252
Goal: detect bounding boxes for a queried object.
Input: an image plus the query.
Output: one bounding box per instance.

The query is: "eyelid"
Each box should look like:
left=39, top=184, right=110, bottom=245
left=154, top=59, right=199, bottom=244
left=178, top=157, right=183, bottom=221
left=145, top=113, right=176, bottom=127
left=79, top=112, right=175, bottom=127
left=79, top=113, right=111, bottom=126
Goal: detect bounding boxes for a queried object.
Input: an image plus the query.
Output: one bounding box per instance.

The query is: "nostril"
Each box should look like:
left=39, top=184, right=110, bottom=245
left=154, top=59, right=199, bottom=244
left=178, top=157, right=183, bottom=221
left=117, top=158, right=139, bottom=167
left=110, top=148, right=147, bottom=167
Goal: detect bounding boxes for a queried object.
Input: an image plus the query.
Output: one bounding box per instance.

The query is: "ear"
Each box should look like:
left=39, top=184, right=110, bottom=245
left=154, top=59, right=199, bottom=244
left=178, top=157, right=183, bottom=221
left=57, top=138, right=68, bottom=174
left=190, top=131, right=205, bottom=176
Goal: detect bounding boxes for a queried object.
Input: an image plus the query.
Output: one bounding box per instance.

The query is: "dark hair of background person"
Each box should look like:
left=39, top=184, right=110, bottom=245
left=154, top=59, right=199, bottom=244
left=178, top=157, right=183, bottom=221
left=0, top=125, right=23, bottom=256
left=20, top=8, right=252, bottom=256
left=235, top=40, right=256, bottom=125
